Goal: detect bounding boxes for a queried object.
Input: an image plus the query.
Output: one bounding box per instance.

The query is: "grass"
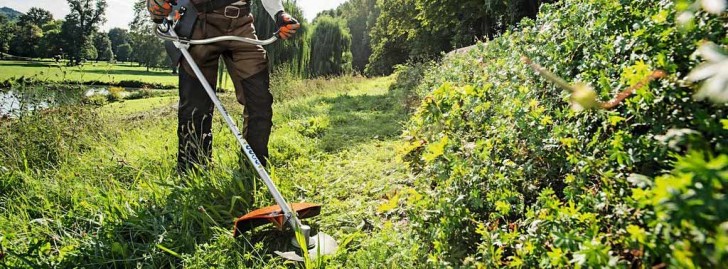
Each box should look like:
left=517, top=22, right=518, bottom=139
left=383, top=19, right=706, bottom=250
left=0, top=76, right=419, bottom=268
left=0, top=60, right=178, bottom=86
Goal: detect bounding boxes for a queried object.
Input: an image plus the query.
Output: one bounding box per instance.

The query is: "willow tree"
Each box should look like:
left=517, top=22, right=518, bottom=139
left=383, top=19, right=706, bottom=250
left=251, top=0, right=309, bottom=76
left=308, top=15, right=351, bottom=77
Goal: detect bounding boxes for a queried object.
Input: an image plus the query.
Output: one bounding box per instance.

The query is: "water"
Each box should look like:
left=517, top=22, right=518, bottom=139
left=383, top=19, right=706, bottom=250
left=0, top=91, right=51, bottom=117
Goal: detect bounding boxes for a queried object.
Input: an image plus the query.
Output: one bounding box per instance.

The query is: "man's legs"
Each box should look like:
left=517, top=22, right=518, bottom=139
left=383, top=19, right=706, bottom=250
left=177, top=61, right=217, bottom=173
left=241, top=69, right=273, bottom=167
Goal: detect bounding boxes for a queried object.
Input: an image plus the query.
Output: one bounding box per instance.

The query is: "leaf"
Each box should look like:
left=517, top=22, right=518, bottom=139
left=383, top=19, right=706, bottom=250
left=627, top=224, right=647, bottom=243
left=722, top=119, right=728, bottom=130
left=608, top=115, right=626, bottom=126
left=422, top=136, right=449, bottom=162
left=377, top=193, right=401, bottom=213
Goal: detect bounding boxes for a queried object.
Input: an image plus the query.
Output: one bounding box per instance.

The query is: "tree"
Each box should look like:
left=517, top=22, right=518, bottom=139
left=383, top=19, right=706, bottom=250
left=0, top=14, right=14, bottom=58
left=93, top=32, right=114, bottom=61
left=116, top=43, right=132, bottom=62
left=308, top=16, right=352, bottom=77
left=251, top=0, right=309, bottom=76
left=18, top=7, right=54, bottom=27
left=366, top=0, right=418, bottom=76
left=365, top=0, right=555, bottom=76
left=61, top=0, right=108, bottom=65
left=331, top=0, right=378, bottom=73
left=81, top=41, right=97, bottom=61
left=9, top=24, right=43, bottom=58
left=38, top=21, right=63, bottom=58
left=108, top=27, right=131, bottom=56
left=129, top=0, right=166, bottom=71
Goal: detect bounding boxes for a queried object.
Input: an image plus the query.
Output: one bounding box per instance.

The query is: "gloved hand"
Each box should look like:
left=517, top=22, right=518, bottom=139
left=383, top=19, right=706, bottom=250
left=147, top=0, right=175, bottom=23
left=275, top=11, right=300, bottom=40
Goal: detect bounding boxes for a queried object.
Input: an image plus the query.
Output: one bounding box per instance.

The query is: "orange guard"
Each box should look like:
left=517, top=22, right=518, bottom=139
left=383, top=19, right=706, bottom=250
left=233, top=203, right=321, bottom=237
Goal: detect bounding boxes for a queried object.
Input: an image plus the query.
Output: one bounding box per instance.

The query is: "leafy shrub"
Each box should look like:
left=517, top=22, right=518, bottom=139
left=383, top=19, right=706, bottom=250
left=125, top=88, right=157, bottom=100
left=388, top=63, right=431, bottom=112
left=402, top=0, right=728, bottom=267
left=83, top=94, right=108, bottom=106
left=107, top=86, right=125, bottom=102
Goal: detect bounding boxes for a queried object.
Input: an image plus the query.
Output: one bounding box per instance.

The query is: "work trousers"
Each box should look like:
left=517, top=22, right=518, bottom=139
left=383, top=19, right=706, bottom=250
left=177, top=10, right=272, bottom=172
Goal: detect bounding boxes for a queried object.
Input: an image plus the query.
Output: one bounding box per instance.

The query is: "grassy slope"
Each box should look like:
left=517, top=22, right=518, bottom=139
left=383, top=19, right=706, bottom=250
left=0, top=60, right=178, bottom=86
left=0, top=76, right=418, bottom=268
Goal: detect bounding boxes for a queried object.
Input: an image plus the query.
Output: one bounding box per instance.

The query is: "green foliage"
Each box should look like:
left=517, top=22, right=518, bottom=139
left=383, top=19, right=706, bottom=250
left=9, top=24, right=43, bottom=58
left=61, top=0, right=108, bottom=65
left=81, top=41, right=98, bottom=61
left=365, top=0, right=417, bottom=76
left=0, top=14, right=14, bottom=56
left=323, top=0, right=378, bottom=73
left=129, top=0, right=168, bottom=71
left=18, top=7, right=54, bottom=27
left=308, top=15, right=352, bottom=77
left=366, top=0, right=551, bottom=76
left=633, top=152, right=728, bottom=268
left=108, top=28, right=131, bottom=59
left=252, top=0, right=310, bottom=77
left=116, top=43, right=133, bottom=62
left=106, top=86, right=125, bottom=102
left=402, top=0, right=728, bottom=267
left=93, top=32, right=114, bottom=61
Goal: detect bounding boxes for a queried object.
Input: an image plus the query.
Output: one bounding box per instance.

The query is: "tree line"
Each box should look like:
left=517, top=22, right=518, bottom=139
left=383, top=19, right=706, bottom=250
left=0, top=0, right=553, bottom=76
left=0, top=0, right=167, bottom=70
left=266, top=0, right=555, bottom=77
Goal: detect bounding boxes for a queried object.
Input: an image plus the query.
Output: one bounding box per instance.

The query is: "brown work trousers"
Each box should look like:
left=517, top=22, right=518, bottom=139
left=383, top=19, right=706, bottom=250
left=177, top=10, right=272, bottom=172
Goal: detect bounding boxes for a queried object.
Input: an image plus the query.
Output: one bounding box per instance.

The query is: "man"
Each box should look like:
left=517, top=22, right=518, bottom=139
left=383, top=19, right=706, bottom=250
left=147, top=0, right=300, bottom=172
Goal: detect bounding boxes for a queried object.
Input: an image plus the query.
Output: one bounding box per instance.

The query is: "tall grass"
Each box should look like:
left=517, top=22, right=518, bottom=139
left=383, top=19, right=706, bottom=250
left=1, top=75, right=420, bottom=268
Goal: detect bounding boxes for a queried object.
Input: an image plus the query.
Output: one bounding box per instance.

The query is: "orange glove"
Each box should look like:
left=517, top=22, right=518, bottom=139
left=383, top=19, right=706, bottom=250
left=148, top=0, right=174, bottom=23
left=275, top=11, right=300, bottom=40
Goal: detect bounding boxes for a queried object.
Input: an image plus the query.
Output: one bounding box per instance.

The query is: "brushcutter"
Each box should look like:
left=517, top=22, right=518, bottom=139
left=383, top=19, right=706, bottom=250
left=154, top=1, right=337, bottom=262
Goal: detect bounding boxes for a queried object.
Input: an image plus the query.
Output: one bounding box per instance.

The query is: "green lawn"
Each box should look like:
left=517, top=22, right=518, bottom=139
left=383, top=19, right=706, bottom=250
left=0, top=60, right=178, bottom=86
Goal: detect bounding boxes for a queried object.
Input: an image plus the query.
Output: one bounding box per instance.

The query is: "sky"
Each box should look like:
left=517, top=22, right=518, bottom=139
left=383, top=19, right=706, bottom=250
left=0, top=0, right=347, bottom=31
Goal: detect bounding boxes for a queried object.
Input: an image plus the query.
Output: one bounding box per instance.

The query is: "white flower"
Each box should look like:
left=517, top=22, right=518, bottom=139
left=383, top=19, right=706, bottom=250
left=687, top=42, right=728, bottom=103
left=701, top=0, right=727, bottom=14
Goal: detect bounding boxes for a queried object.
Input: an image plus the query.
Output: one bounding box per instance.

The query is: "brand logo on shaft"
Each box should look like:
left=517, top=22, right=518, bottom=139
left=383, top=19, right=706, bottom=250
left=244, top=144, right=263, bottom=167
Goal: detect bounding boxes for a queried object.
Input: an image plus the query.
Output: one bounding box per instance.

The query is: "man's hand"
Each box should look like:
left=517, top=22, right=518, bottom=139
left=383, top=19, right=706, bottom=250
left=148, top=0, right=175, bottom=23
left=275, top=11, right=300, bottom=40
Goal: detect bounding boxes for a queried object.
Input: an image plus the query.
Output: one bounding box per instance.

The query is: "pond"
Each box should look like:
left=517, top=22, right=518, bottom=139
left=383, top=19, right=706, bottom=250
left=0, top=90, right=53, bottom=117
left=0, top=86, right=172, bottom=117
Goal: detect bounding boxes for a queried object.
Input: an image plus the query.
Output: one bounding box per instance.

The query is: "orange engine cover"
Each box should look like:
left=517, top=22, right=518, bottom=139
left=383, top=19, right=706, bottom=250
left=233, top=203, right=321, bottom=237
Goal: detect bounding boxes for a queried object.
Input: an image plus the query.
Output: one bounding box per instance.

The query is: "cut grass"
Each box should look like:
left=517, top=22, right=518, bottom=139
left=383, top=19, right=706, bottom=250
left=0, top=76, right=419, bottom=268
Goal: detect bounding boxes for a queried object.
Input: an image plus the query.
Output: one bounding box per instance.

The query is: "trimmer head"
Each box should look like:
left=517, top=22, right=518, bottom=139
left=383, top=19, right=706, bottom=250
left=275, top=231, right=339, bottom=262
left=233, top=204, right=339, bottom=261
left=233, top=203, right=321, bottom=237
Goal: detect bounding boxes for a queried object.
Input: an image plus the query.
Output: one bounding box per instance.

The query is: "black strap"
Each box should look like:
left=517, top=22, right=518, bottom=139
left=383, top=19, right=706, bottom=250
left=195, top=0, right=246, bottom=12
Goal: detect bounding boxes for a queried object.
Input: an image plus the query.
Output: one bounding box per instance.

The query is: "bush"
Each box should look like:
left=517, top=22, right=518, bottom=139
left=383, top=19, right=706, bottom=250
left=83, top=94, right=108, bottom=106
left=401, top=0, right=728, bottom=267
left=125, top=88, right=157, bottom=100
left=107, top=86, right=125, bottom=102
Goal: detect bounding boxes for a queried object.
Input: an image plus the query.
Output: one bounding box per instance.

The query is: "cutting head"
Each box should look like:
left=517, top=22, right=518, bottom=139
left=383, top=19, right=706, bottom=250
left=233, top=203, right=321, bottom=237
left=274, top=232, right=339, bottom=262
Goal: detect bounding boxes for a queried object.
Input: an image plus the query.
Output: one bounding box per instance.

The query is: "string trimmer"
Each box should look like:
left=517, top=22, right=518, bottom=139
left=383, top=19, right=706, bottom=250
left=154, top=1, right=337, bottom=262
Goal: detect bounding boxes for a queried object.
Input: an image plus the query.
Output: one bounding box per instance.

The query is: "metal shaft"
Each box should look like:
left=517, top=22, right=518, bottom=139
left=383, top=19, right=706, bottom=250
left=168, top=28, right=301, bottom=230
